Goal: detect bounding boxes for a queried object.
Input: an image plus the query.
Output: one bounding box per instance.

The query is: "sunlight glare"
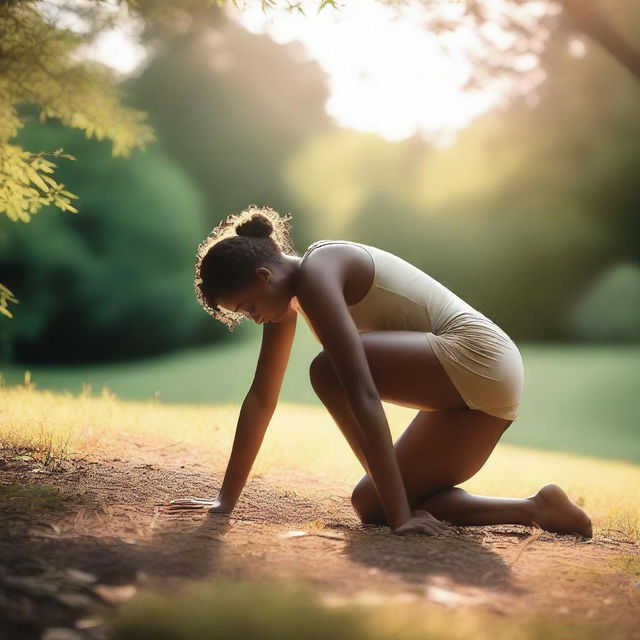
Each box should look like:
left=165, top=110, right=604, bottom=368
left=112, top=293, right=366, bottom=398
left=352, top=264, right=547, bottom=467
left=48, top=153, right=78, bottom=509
left=226, top=0, right=507, bottom=146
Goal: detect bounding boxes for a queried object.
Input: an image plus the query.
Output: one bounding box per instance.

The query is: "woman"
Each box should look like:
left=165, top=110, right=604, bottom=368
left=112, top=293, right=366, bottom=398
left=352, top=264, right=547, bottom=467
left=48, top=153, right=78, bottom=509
left=169, top=205, right=592, bottom=538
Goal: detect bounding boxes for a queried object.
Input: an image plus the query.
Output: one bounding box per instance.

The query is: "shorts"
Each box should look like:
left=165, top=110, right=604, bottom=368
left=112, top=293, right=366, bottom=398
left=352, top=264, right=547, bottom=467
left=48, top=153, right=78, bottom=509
left=425, top=312, right=524, bottom=421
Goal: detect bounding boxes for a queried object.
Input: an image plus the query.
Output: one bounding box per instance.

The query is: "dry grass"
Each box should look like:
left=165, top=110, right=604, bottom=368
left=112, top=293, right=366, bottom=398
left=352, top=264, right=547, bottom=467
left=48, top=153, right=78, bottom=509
left=0, top=482, right=67, bottom=513
left=0, top=373, right=77, bottom=470
left=1, top=378, right=638, bottom=540
left=2, top=378, right=638, bottom=640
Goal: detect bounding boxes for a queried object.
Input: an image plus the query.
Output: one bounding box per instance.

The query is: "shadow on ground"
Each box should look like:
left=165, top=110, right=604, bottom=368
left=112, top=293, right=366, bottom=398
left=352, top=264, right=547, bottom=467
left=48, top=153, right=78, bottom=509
left=0, top=448, right=637, bottom=640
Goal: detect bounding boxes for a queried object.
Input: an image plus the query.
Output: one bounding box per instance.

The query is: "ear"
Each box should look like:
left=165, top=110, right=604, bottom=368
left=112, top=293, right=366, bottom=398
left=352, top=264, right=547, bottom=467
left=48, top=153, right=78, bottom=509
left=256, top=267, right=272, bottom=283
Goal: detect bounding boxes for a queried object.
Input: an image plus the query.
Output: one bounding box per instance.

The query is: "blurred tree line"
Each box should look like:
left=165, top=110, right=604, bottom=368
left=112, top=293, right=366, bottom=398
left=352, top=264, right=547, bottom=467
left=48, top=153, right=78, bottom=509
left=284, top=1, right=640, bottom=342
left=0, top=9, right=331, bottom=363
left=1, top=0, right=638, bottom=365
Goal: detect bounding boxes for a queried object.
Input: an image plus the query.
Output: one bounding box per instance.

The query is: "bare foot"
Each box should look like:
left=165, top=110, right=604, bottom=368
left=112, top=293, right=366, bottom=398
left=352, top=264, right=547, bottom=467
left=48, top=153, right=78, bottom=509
left=527, top=484, right=593, bottom=538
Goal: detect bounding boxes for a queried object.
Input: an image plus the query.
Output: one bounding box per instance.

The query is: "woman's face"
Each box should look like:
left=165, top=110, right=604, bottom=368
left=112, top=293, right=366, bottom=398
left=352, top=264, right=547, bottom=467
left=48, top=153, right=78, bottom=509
left=215, top=266, right=292, bottom=325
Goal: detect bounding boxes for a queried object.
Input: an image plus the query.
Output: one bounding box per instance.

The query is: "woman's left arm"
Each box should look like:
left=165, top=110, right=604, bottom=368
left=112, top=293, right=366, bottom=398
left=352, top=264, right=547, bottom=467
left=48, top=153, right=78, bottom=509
left=297, top=252, right=412, bottom=531
left=346, top=393, right=413, bottom=530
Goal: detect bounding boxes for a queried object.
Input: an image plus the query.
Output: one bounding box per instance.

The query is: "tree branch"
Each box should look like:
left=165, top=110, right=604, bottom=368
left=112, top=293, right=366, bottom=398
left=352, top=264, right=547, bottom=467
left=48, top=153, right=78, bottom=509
left=564, top=0, right=640, bottom=81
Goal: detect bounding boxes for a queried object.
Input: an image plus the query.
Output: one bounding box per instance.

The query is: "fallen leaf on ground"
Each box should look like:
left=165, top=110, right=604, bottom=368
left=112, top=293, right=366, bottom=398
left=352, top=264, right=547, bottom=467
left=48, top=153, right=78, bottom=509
left=280, top=529, right=346, bottom=541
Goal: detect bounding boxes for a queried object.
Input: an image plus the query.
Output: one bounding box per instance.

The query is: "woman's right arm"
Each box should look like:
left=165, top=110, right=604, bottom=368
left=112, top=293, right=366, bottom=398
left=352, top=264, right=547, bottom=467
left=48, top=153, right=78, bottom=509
left=211, top=307, right=299, bottom=512
left=169, top=391, right=278, bottom=512
left=167, top=308, right=297, bottom=512
left=214, top=391, right=278, bottom=511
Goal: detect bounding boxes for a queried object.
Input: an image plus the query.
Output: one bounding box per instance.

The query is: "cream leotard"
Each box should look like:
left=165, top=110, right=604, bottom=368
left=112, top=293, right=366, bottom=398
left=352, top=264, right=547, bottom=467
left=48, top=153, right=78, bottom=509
left=290, top=240, right=524, bottom=422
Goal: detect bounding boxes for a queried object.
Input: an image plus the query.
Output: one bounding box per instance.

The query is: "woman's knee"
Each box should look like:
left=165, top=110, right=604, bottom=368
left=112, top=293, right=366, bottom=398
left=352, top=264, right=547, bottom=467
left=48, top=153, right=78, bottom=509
left=351, top=481, right=385, bottom=525
left=309, top=350, right=332, bottom=393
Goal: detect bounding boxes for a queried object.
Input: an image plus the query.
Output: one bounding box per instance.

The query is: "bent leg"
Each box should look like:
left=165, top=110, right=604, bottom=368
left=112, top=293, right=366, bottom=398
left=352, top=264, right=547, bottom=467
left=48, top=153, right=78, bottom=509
left=350, top=408, right=592, bottom=537
left=416, top=484, right=593, bottom=537
left=349, top=407, right=515, bottom=523
left=309, top=329, right=471, bottom=477
left=309, top=330, right=592, bottom=537
left=414, top=487, right=536, bottom=527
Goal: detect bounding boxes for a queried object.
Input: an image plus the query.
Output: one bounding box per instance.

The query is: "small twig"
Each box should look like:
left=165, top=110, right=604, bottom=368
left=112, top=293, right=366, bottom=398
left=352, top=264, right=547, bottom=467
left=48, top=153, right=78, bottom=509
left=149, top=507, right=161, bottom=530
left=509, top=526, right=543, bottom=567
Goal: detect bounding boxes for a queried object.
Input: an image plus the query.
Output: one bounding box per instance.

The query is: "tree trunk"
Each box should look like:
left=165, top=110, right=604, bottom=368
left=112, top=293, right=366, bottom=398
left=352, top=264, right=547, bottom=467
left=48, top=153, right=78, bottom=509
left=563, top=0, right=640, bottom=81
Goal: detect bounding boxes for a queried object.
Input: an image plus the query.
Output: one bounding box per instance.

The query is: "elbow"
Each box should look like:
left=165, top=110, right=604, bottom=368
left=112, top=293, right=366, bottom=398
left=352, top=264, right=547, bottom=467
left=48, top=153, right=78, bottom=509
left=347, top=386, right=380, bottom=410
left=246, top=389, right=277, bottom=413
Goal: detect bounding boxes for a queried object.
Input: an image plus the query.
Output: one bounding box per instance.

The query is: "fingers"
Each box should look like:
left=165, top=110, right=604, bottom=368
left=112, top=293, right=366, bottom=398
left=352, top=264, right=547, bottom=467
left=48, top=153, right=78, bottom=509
left=397, top=526, right=439, bottom=536
left=167, top=505, right=204, bottom=510
left=164, top=503, right=205, bottom=510
left=422, top=525, right=438, bottom=535
left=165, top=497, right=217, bottom=510
left=414, top=511, right=454, bottom=532
left=412, top=510, right=452, bottom=525
left=434, top=520, right=453, bottom=535
left=395, top=517, right=454, bottom=536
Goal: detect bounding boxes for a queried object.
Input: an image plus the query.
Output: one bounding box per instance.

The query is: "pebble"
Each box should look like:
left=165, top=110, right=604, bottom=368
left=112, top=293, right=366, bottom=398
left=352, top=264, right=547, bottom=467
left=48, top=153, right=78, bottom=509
left=92, top=583, right=137, bottom=604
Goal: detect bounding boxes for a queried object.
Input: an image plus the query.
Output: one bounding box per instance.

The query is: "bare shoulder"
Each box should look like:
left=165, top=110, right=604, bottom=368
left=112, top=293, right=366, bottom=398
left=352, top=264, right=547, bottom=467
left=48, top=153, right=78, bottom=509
left=298, top=242, right=373, bottom=307
left=298, top=243, right=349, bottom=296
left=294, top=242, right=379, bottom=401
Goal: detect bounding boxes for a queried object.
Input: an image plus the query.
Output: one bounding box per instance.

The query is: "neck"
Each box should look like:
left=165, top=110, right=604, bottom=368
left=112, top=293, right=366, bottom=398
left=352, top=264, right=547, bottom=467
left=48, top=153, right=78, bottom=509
left=280, top=254, right=304, bottom=300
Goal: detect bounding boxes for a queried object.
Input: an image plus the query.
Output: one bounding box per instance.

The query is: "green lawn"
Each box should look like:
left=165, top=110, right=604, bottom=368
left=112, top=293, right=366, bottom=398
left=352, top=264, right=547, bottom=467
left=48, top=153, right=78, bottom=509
left=2, top=322, right=639, bottom=464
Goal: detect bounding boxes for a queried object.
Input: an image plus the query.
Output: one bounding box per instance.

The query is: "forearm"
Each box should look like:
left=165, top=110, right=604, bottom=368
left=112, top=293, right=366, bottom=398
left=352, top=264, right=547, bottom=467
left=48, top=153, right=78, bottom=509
left=217, top=392, right=275, bottom=510
left=349, top=394, right=412, bottom=530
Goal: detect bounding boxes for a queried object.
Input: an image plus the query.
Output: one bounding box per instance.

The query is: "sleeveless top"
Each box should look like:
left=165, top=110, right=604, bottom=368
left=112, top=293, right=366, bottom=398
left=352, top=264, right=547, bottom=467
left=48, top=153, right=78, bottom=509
left=290, top=239, right=490, bottom=342
left=290, top=239, right=524, bottom=422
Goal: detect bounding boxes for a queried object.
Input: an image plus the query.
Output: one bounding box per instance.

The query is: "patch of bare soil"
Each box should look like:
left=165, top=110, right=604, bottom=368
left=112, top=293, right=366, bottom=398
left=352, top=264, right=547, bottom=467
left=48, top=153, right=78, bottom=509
left=0, top=433, right=638, bottom=640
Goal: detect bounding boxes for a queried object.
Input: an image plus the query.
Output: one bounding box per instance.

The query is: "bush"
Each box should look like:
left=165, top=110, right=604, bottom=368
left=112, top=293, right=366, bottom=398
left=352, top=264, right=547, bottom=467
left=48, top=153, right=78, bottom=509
left=566, top=262, right=640, bottom=342
left=1, top=118, right=210, bottom=364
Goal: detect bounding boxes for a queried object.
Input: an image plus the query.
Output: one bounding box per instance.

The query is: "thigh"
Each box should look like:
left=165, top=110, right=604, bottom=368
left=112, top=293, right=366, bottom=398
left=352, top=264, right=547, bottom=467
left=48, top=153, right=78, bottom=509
left=356, top=330, right=468, bottom=411
left=352, top=408, right=512, bottom=523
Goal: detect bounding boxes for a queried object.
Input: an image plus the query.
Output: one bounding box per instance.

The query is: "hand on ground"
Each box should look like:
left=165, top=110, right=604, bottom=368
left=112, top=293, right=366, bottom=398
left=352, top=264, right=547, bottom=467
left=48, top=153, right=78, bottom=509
left=393, top=509, right=452, bottom=536
left=165, top=497, right=229, bottom=513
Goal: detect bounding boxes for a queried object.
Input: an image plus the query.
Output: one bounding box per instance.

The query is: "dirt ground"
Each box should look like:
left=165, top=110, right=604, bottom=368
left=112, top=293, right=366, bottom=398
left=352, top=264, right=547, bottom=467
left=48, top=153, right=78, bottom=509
left=1, top=431, right=638, bottom=640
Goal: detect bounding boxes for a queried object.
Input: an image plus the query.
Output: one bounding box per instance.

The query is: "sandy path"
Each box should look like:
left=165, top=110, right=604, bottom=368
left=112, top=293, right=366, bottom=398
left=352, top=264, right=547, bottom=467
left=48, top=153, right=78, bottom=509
left=0, top=434, right=638, bottom=640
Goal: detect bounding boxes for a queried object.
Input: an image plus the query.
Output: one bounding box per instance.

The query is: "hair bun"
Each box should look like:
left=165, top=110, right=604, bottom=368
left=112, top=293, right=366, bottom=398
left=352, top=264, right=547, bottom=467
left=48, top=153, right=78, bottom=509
left=235, top=213, right=274, bottom=238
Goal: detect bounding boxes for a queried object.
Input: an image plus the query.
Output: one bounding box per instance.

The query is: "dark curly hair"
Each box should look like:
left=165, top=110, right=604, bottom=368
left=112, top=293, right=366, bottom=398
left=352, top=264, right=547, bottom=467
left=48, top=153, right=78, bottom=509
left=194, top=204, right=298, bottom=331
